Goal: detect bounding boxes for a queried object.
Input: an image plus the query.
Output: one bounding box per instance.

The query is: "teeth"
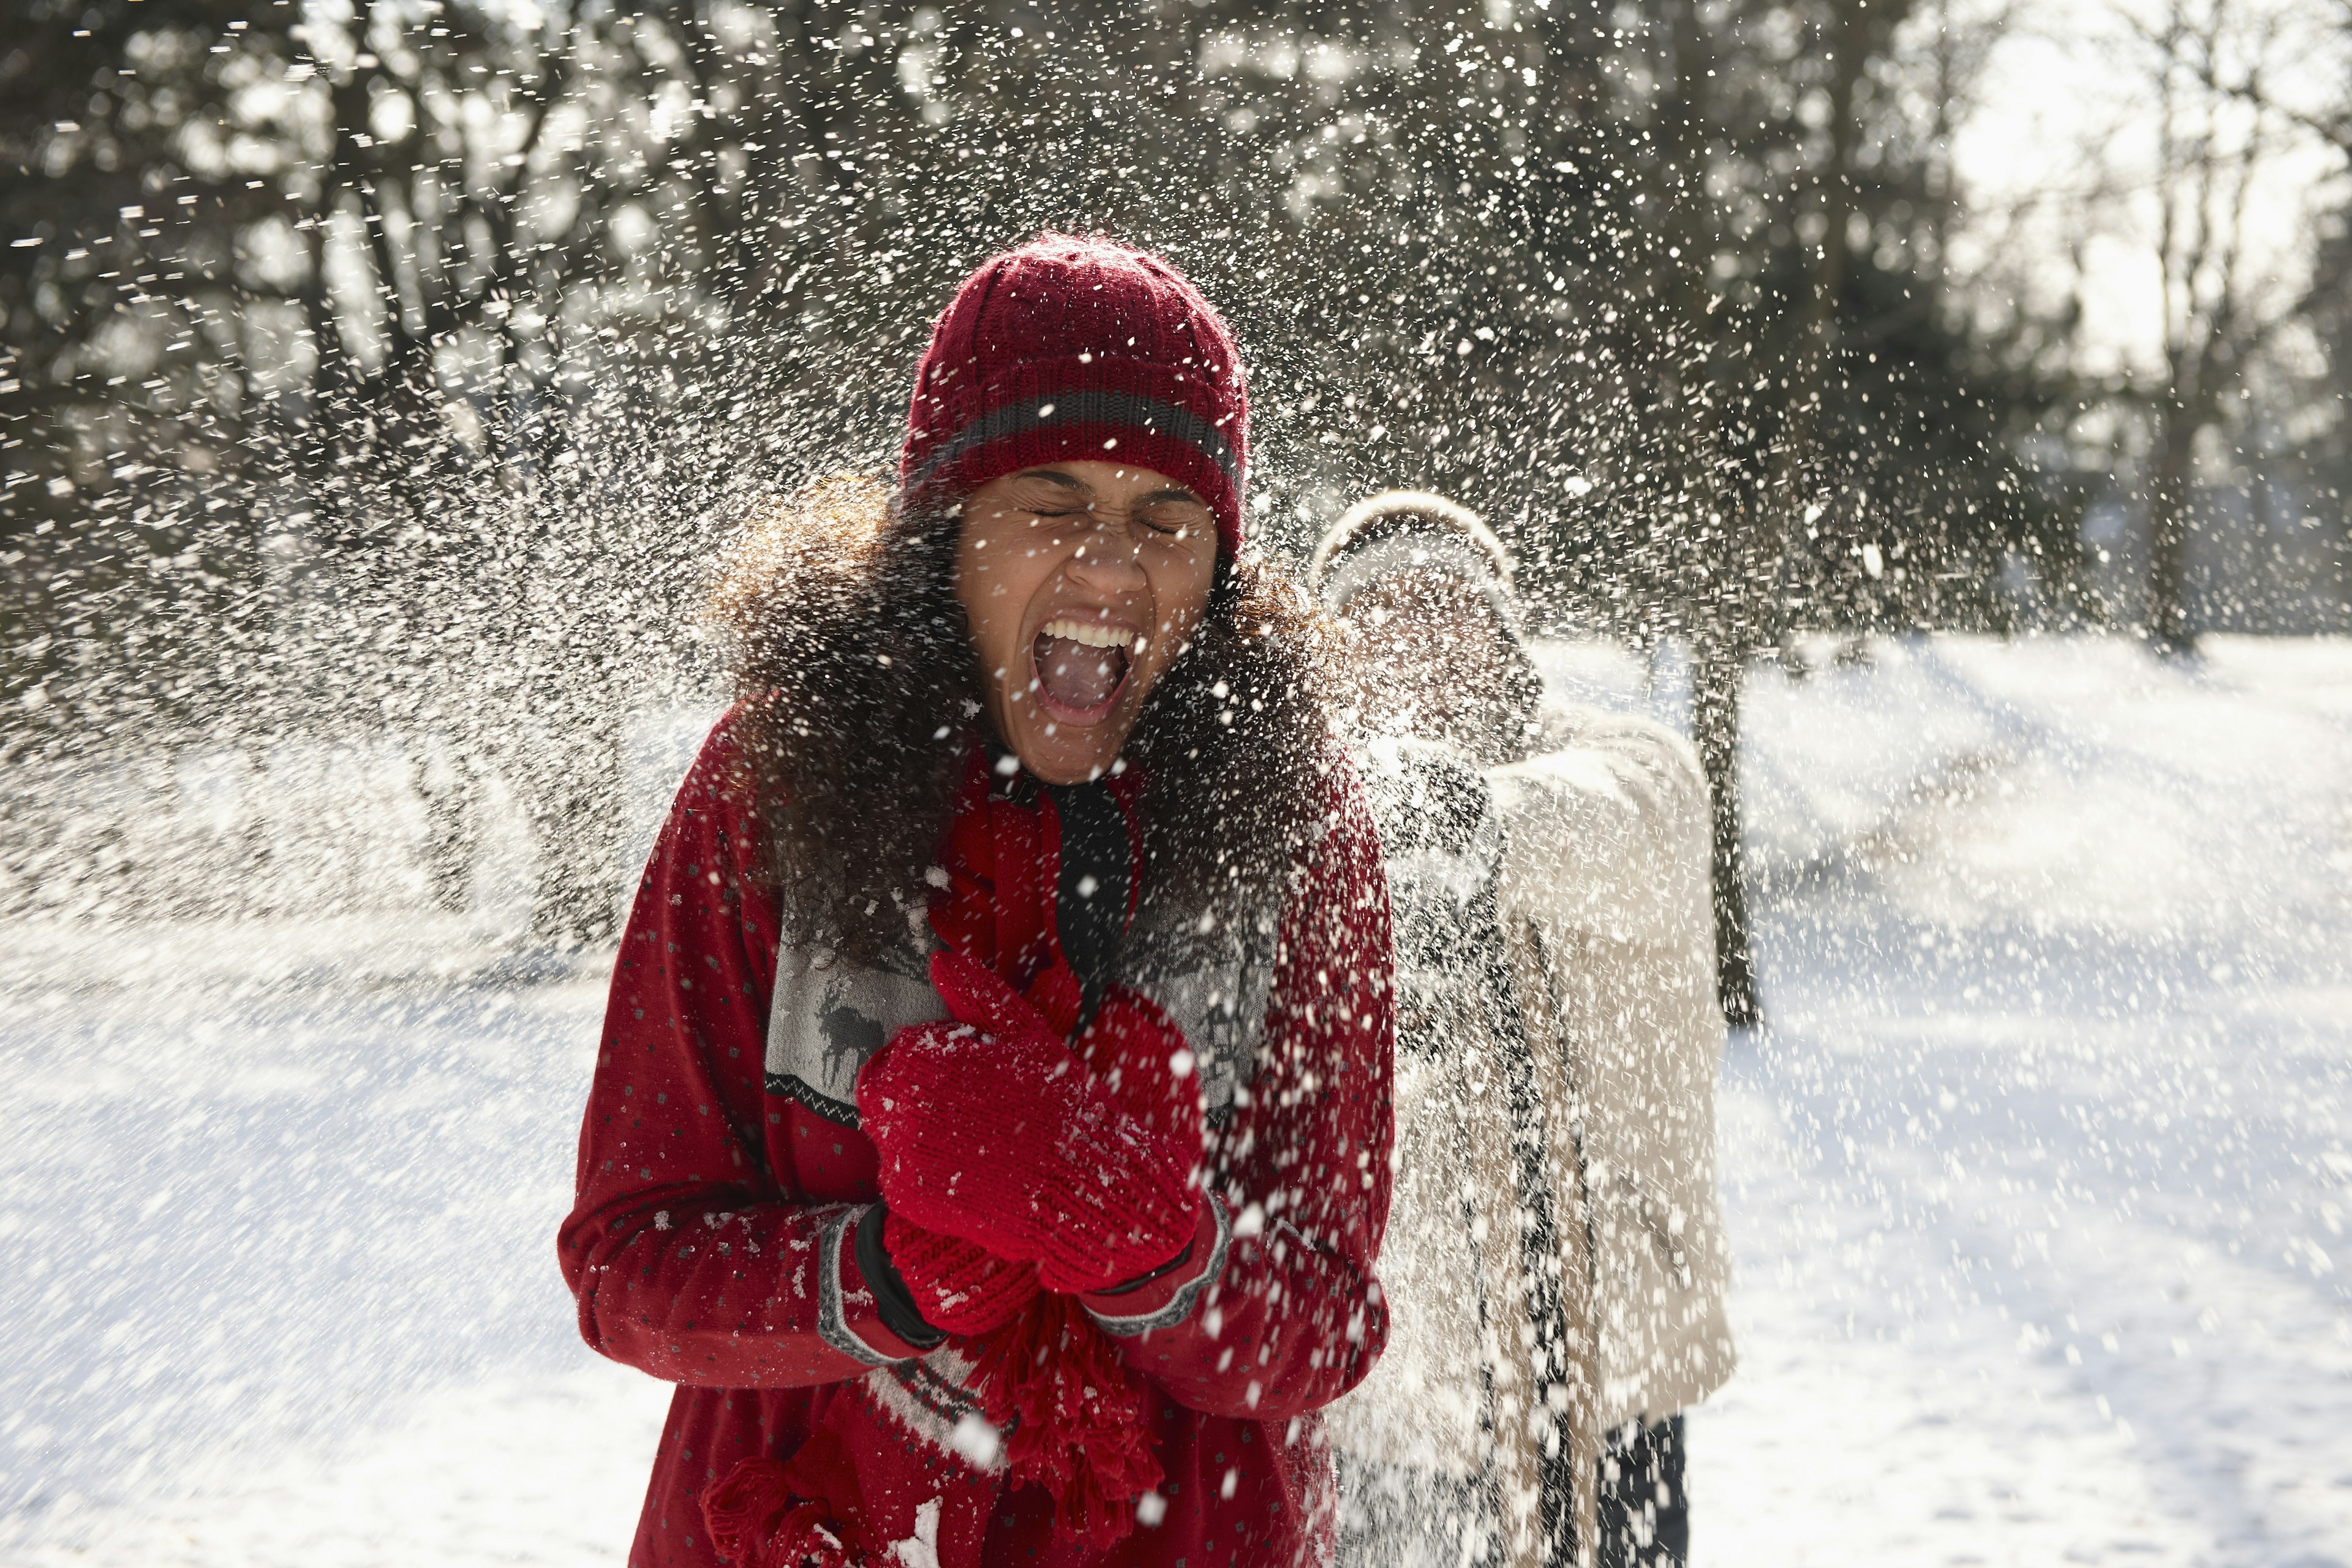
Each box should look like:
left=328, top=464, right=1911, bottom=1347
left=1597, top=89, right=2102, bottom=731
left=1040, top=619, right=1136, bottom=650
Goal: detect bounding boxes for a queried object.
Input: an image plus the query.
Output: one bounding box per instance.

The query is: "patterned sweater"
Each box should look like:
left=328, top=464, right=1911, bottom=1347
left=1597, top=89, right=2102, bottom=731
left=557, top=706, right=1396, bottom=1567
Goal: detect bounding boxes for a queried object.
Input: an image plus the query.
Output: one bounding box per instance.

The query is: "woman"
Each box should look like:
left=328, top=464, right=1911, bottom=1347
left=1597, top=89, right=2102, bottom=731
left=557, top=236, right=1395, bottom=1568
left=1313, top=492, right=1735, bottom=1568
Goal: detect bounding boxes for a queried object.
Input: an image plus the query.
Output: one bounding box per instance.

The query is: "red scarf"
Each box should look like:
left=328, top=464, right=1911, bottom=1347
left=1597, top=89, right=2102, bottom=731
left=704, top=752, right=1163, bottom=1568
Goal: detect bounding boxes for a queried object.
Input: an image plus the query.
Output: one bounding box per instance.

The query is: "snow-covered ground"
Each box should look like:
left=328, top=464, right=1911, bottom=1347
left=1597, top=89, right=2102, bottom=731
left=3, top=634, right=2346, bottom=1566
left=1672, top=636, right=2351, bottom=1567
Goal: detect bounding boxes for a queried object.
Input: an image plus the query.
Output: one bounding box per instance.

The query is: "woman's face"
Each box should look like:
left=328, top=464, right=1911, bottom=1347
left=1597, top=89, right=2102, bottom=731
left=1336, top=567, right=1526, bottom=752
left=954, top=461, right=1221, bottom=786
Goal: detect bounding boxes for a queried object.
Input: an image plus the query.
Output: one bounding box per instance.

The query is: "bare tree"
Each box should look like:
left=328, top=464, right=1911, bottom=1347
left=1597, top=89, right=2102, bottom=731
left=2114, top=0, right=2320, bottom=651
left=1633, top=0, right=1940, bottom=1025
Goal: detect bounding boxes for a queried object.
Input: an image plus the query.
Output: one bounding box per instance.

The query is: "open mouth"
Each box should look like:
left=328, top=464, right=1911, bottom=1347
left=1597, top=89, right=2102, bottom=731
left=1033, top=617, right=1137, bottom=726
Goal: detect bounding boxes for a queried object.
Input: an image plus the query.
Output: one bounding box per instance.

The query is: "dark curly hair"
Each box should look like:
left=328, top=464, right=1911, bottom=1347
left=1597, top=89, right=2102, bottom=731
left=711, top=475, right=1346, bottom=963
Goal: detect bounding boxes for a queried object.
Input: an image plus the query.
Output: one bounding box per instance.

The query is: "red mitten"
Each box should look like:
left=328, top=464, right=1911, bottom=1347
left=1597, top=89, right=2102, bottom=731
left=881, top=1210, right=1039, bottom=1337
left=1019, top=962, right=1202, bottom=1153
left=703, top=1430, right=875, bottom=1567
left=859, top=951, right=1203, bottom=1295
left=1076, top=986, right=1206, bottom=1159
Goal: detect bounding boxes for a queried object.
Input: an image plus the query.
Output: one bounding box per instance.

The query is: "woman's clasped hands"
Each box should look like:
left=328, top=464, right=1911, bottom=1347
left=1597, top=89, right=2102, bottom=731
left=856, top=949, right=1207, bottom=1335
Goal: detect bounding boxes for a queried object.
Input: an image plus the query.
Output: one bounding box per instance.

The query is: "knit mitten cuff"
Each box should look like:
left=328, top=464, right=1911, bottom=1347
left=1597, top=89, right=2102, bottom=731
left=1082, top=1193, right=1230, bottom=1338
left=854, top=1202, right=948, bottom=1352
left=816, top=1205, right=932, bottom=1366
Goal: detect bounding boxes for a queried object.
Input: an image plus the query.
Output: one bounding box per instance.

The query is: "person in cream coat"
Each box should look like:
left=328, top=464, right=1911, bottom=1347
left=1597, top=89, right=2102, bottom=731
left=1317, top=492, right=1736, bottom=1568
left=1332, top=731, right=1581, bottom=1568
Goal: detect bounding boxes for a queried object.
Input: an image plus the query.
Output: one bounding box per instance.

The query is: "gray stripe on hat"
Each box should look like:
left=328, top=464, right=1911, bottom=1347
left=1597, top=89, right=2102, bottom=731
left=910, top=390, right=1240, bottom=493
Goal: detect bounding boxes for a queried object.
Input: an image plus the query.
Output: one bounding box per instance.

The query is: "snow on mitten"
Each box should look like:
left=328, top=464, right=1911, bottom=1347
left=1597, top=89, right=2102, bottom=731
left=880, top=1209, right=1039, bottom=1337
left=1012, top=961, right=1202, bottom=1193
left=859, top=950, right=1203, bottom=1297
left=1074, top=984, right=1207, bottom=1162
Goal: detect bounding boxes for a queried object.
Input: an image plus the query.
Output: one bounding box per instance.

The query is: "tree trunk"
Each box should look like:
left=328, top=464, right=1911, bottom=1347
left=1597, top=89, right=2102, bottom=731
left=1691, top=634, right=1760, bottom=1026
left=526, top=707, right=625, bottom=949
left=2337, top=511, right=2352, bottom=635
left=418, top=734, right=477, bottom=915
left=2147, top=398, right=2198, bottom=654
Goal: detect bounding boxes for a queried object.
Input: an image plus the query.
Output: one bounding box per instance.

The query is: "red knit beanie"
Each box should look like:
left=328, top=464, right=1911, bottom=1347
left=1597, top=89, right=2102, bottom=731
left=899, top=235, right=1251, bottom=558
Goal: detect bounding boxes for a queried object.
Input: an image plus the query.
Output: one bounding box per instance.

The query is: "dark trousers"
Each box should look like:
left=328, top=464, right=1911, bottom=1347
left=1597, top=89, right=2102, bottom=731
left=1335, top=1415, right=1687, bottom=1567
left=1596, top=1415, right=1687, bottom=1568
left=1332, top=1456, right=1491, bottom=1566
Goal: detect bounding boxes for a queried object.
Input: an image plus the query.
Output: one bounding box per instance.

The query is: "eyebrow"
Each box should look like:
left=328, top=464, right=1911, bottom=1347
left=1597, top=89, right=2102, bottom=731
left=1013, top=469, right=1089, bottom=493
left=1136, top=487, right=1205, bottom=507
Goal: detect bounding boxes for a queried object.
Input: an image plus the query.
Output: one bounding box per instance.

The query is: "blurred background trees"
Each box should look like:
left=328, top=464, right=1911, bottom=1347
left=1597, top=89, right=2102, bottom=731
left=4, top=0, right=2346, bottom=1000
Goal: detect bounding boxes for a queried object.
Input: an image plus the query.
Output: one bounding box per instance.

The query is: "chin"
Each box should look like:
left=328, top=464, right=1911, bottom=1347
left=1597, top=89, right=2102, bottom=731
left=1009, top=707, right=1140, bottom=785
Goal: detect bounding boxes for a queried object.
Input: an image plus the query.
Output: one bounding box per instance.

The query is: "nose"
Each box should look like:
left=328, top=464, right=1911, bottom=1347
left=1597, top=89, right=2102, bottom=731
left=1066, top=526, right=1147, bottom=592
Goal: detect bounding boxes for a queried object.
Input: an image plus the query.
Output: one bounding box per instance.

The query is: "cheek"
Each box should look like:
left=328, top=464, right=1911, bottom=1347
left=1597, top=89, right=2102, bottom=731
left=1145, top=550, right=1217, bottom=631
left=957, top=532, right=1044, bottom=660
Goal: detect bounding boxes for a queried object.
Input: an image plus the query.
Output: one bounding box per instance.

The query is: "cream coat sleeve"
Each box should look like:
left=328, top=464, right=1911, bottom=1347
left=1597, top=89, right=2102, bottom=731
left=1488, top=704, right=1738, bottom=1430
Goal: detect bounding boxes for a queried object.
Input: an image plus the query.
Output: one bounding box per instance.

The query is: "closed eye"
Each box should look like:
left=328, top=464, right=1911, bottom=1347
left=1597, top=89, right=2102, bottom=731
left=1136, top=507, right=1210, bottom=538
left=1133, top=488, right=1210, bottom=538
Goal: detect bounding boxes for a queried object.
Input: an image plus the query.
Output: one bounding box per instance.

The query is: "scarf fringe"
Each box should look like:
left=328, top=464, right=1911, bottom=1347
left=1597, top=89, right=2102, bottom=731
left=701, top=1295, right=1161, bottom=1567
left=965, top=1292, right=1164, bottom=1550
left=704, top=1434, right=876, bottom=1568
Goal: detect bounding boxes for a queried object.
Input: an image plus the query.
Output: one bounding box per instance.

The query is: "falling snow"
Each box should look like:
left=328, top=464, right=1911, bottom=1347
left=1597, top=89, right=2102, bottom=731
left=1, top=633, right=2343, bottom=1565
left=6, top=2, right=2351, bottom=1559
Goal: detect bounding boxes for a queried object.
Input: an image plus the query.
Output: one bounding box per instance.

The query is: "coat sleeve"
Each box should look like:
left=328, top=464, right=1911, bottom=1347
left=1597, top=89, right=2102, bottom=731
left=1091, top=753, right=1396, bottom=1422
left=1487, top=703, right=1738, bottom=1425
left=1486, top=707, right=1713, bottom=953
left=556, top=707, right=927, bottom=1389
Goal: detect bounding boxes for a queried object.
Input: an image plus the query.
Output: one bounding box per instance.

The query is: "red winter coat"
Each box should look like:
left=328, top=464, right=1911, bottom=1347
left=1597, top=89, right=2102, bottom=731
left=557, top=707, right=1395, bottom=1567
